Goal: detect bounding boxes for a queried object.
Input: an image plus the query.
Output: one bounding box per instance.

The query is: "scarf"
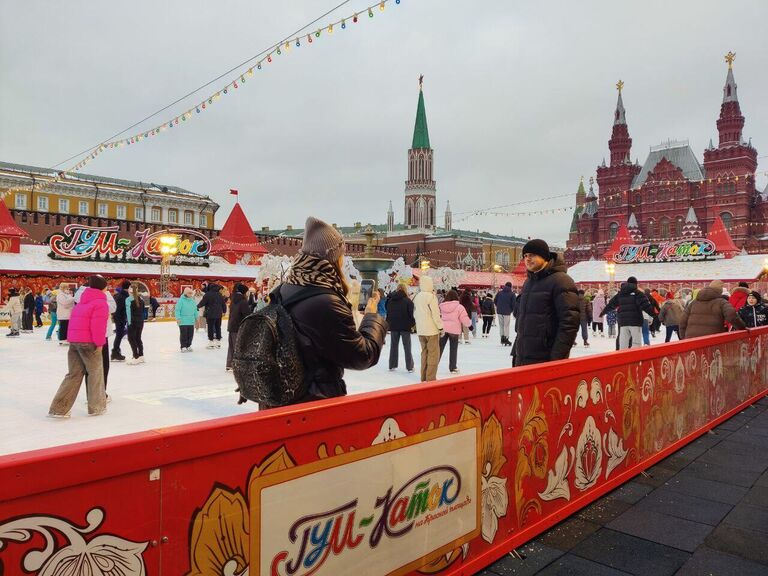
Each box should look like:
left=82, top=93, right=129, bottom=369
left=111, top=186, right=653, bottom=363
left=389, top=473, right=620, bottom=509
left=287, top=252, right=346, bottom=299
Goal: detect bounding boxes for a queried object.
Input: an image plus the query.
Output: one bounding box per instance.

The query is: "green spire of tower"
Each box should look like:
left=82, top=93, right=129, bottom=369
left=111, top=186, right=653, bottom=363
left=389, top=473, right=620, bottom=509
left=412, top=77, right=431, bottom=149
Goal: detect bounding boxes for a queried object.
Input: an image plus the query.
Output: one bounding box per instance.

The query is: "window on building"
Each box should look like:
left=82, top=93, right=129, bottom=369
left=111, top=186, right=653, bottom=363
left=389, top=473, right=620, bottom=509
left=658, top=189, right=668, bottom=201
left=78, top=200, right=89, bottom=215
left=135, top=207, right=144, bottom=221
left=59, top=199, right=70, bottom=214
left=609, top=222, right=619, bottom=240
left=646, top=220, right=655, bottom=239
left=675, top=218, right=683, bottom=238
left=168, top=209, right=178, bottom=224
left=37, top=196, right=49, bottom=212
left=184, top=210, right=193, bottom=226
left=503, top=252, right=510, bottom=266
left=660, top=217, right=670, bottom=238
left=720, top=212, right=733, bottom=231
left=116, top=205, right=126, bottom=220
left=98, top=203, right=108, bottom=217
left=151, top=207, right=162, bottom=222
left=200, top=213, right=208, bottom=228
left=495, top=251, right=503, bottom=264
left=15, top=193, right=27, bottom=209
left=634, top=194, right=641, bottom=206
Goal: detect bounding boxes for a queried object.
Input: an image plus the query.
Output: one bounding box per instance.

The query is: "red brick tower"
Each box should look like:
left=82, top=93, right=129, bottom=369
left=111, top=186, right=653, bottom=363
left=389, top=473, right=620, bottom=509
left=702, top=52, right=758, bottom=247
left=595, top=81, right=641, bottom=247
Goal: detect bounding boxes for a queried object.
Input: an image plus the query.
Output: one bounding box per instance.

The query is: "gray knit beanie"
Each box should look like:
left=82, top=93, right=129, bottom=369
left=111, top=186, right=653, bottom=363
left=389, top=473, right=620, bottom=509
left=300, top=217, right=345, bottom=263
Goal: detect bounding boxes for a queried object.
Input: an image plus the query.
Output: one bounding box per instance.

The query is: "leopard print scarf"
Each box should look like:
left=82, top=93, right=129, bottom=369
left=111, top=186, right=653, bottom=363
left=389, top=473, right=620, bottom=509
left=287, top=252, right=347, bottom=299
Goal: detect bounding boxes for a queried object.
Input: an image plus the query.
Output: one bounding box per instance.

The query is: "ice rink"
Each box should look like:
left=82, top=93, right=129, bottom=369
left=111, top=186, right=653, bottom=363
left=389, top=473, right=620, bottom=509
left=0, top=320, right=627, bottom=456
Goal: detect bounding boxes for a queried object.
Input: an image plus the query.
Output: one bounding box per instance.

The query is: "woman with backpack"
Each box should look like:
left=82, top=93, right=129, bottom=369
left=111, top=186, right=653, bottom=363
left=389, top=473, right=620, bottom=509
left=480, top=293, right=496, bottom=337
left=125, top=283, right=146, bottom=364
left=272, top=217, right=387, bottom=404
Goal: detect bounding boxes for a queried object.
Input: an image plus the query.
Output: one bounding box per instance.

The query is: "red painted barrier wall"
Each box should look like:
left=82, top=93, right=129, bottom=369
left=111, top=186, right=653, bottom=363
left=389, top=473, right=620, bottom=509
left=1, top=328, right=767, bottom=576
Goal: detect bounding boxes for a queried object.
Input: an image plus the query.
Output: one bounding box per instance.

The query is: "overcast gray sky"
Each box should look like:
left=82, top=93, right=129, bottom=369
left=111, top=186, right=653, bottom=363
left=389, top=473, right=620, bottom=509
left=2, top=0, right=767, bottom=245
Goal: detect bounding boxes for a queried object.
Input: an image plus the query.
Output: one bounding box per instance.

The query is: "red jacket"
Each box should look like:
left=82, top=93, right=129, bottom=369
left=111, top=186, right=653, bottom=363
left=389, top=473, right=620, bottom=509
left=729, top=287, right=749, bottom=313
left=66, top=287, right=109, bottom=346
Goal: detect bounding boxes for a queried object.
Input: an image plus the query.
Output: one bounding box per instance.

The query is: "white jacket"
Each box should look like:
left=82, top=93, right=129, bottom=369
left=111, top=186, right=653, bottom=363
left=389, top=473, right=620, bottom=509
left=6, top=295, right=22, bottom=316
left=56, top=291, right=75, bottom=320
left=413, top=276, right=443, bottom=336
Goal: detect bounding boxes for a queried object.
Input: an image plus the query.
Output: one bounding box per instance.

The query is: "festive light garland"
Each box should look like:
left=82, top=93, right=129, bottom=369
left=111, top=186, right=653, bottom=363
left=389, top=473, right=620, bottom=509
left=7, top=0, right=401, bottom=197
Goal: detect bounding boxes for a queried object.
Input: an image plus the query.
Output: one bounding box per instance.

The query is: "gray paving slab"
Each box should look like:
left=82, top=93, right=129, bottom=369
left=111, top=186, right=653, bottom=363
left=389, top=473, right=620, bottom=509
left=662, top=472, right=748, bottom=505
left=534, top=554, right=632, bottom=576
left=682, top=459, right=764, bottom=487
left=606, top=508, right=713, bottom=552
left=674, top=546, right=768, bottom=576
left=633, top=487, right=732, bottom=525
left=722, top=503, right=768, bottom=534
left=571, top=529, right=690, bottom=575
left=741, top=485, right=768, bottom=509
left=575, top=498, right=633, bottom=525
left=533, top=517, right=601, bottom=552
left=607, top=481, right=653, bottom=504
left=481, top=541, right=564, bottom=575
left=705, top=524, right=768, bottom=565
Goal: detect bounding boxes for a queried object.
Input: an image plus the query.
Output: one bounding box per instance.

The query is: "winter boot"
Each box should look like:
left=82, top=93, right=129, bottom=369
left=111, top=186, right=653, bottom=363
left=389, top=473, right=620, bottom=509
left=215, top=339, right=222, bottom=348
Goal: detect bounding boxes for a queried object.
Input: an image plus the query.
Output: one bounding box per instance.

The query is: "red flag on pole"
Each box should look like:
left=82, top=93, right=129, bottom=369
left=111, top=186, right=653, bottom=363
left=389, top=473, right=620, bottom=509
left=230, top=189, right=239, bottom=196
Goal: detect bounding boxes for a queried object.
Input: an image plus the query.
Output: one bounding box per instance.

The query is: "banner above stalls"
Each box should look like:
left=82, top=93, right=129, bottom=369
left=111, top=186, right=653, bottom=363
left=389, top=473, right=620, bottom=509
left=48, top=225, right=211, bottom=265
left=612, top=238, right=721, bottom=264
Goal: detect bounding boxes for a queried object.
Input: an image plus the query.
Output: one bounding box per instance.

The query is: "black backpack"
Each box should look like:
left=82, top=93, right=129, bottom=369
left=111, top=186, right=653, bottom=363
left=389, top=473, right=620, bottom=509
left=233, top=286, right=331, bottom=408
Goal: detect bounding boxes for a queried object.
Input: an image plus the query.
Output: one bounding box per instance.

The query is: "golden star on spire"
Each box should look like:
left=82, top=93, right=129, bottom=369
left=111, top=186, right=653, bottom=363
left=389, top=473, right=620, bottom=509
left=725, top=51, right=736, bottom=69
left=616, top=80, right=624, bottom=93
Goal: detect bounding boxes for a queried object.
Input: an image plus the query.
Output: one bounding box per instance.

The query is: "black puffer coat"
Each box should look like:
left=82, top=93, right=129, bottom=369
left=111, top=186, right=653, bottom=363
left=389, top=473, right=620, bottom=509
left=113, top=289, right=129, bottom=324
left=601, top=282, right=656, bottom=327
left=385, top=290, right=415, bottom=332
left=512, top=254, right=580, bottom=367
left=280, top=283, right=388, bottom=401
left=227, top=291, right=251, bottom=333
left=197, top=284, right=226, bottom=319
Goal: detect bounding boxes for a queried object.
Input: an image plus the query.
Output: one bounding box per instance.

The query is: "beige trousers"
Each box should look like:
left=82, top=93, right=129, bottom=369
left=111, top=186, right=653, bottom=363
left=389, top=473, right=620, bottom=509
left=49, top=343, right=107, bottom=416
left=419, top=334, right=440, bottom=382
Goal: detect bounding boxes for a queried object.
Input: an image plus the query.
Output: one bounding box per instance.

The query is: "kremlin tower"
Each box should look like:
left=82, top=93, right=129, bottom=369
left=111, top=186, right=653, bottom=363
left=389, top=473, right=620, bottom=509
left=404, top=76, right=437, bottom=229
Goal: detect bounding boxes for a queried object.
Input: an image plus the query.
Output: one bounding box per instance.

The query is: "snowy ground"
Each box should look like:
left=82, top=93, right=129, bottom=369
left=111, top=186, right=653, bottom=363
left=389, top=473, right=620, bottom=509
left=0, top=321, right=632, bottom=457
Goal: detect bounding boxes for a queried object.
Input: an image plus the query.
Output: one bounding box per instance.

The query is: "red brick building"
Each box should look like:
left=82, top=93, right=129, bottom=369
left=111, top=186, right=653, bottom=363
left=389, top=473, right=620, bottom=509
left=566, top=55, right=768, bottom=265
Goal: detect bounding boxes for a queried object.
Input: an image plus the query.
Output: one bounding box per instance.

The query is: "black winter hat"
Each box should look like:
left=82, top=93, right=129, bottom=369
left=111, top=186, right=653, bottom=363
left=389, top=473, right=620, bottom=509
left=522, top=239, right=551, bottom=261
left=749, top=290, right=762, bottom=303
left=89, top=275, right=107, bottom=291
left=627, top=276, right=638, bottom=284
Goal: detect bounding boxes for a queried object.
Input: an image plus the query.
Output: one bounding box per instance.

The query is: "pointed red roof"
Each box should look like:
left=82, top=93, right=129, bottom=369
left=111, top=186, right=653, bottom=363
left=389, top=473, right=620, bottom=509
left=209, top=202, right=267, bottom=262
left=0, top=198, right=27, bottom=238
left=707, top=215, right=739, bottom=258
left=603, top=223, right=634, bottom=260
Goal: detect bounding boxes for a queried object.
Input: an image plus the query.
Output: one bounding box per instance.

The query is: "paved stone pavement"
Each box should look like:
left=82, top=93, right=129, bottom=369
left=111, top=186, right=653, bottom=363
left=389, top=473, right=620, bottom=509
left=477, top=394, right=768, bottom=576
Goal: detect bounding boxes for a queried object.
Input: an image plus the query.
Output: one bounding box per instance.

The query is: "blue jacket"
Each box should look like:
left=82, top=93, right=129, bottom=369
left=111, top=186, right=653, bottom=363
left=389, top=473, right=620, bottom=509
left=494, top=286, right=516, bottom=315
left=175, top=295, right=198, bottom=326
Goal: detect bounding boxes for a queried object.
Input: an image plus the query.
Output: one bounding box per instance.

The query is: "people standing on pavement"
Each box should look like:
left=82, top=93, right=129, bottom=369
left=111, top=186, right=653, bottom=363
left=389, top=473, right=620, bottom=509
left=659, top=292, right=685, bottom=342
left=197, top=283, right=226, bottom=348
left=175, top=286, right=198, bottom=352
left=494, top=282, right=515, bottom=346
left=111, top=280, right=131, bottom=362
left=439, top=290, right=472, bottom=374
left=601, top=276, right=657, bottom=350
left=226, top=283, right=252, bottom=371
left=5, top=288, right=22, bottom=337
left=274, top=216, right=387, bottom=403
left=591, top=289, right=606, bottom=337
left=480, top=293, right=496, bottom=337
left=738, top=291, right=768, bottom=328
left=45, top=289, right=58, bottom=340
left=56, top=285, right=75, bottom=344
left=512, top=239, right=580, bottom=366
left=680, top=280, right=746, bottom=339
left=48, top=275, right=109, bottom=418
left=577, top=290, right=592, bottom=347
left=414, top=275, right=444, bottom=381
left=386, top=283, right=416, bottom=372
left=125, top=282, right=146, bottom=364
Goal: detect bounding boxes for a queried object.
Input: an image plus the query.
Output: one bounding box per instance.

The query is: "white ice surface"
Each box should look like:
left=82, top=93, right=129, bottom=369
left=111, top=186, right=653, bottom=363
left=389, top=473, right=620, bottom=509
left=0, top=321, right=627, bottom=457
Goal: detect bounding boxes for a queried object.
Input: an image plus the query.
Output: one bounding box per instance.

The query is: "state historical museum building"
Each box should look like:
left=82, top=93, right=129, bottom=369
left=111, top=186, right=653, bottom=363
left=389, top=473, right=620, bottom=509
left=566, top=55, right=768, bottom=264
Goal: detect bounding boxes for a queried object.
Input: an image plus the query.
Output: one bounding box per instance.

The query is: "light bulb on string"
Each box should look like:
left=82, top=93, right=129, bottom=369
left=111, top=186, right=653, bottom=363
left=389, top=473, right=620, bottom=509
left=267, top=55, right=272, bottom=63
left=369, top=8, right=374, bottom=17
left=341, top=19, right=346, bottom=29
left=315, top=29, right=321, bottom=37
left=380, top=1, right=385, bottom=10
left=276, top=46, right=281, bottom=55
left=353, top=13, right=358, bottom=22
left=307, top=33, right=313, bottom=43
left=295, top=38, right=300, bottom=47
left=223, top=87, right=228, bottom=94
left=328, top=23, right=333, bottom=33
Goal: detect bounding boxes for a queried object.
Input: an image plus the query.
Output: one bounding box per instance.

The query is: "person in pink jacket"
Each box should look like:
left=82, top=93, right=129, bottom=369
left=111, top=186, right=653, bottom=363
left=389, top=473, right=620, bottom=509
left=48, top=275, right=109, bottom=418
left=439, top=290, right=472, bottom=374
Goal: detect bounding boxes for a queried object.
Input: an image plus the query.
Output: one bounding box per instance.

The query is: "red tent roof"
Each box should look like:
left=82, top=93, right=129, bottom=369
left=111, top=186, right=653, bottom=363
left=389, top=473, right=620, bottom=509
left=0, top=199, right=27, bottom=238
left=707, top=214, right=739, bottom=257
left=603, top=223, right=633, bottom=260
left=209, top=203, right=267, bottom=256
left=512, top=258, right=526, bottom=276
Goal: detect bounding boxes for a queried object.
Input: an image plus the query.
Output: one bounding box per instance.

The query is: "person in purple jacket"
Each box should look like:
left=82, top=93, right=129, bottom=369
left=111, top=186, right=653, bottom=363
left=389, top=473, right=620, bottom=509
left=48, top=275, right=109, bottom=418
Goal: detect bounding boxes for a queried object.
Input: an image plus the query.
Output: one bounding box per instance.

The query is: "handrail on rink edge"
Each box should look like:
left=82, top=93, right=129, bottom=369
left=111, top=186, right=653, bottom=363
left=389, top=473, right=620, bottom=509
left=1, top=326, right=767, bottom=576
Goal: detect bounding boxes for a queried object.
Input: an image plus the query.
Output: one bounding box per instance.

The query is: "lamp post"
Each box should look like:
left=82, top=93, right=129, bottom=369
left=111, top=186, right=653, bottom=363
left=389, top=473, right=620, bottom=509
left=159, top=234, right=179, bottom=297
left=492, top=263, right=502, bottom=291
left=605, top=260, right=616, bottom=294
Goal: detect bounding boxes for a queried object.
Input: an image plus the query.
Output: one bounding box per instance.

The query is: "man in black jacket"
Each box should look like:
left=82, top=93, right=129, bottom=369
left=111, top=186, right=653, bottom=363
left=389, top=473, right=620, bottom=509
left=111, top=280, right=131, bottom=361
left=512, top=239, right=580, bottom=367
left=226, top=283, right=252, bottom=371
left=197, top=283, right=226, bottom=348
left=494, top=282, right=516, bottom=346
left=385, top=284, right=416, bottom=371
left=601, top=276, right=657, bottom=349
